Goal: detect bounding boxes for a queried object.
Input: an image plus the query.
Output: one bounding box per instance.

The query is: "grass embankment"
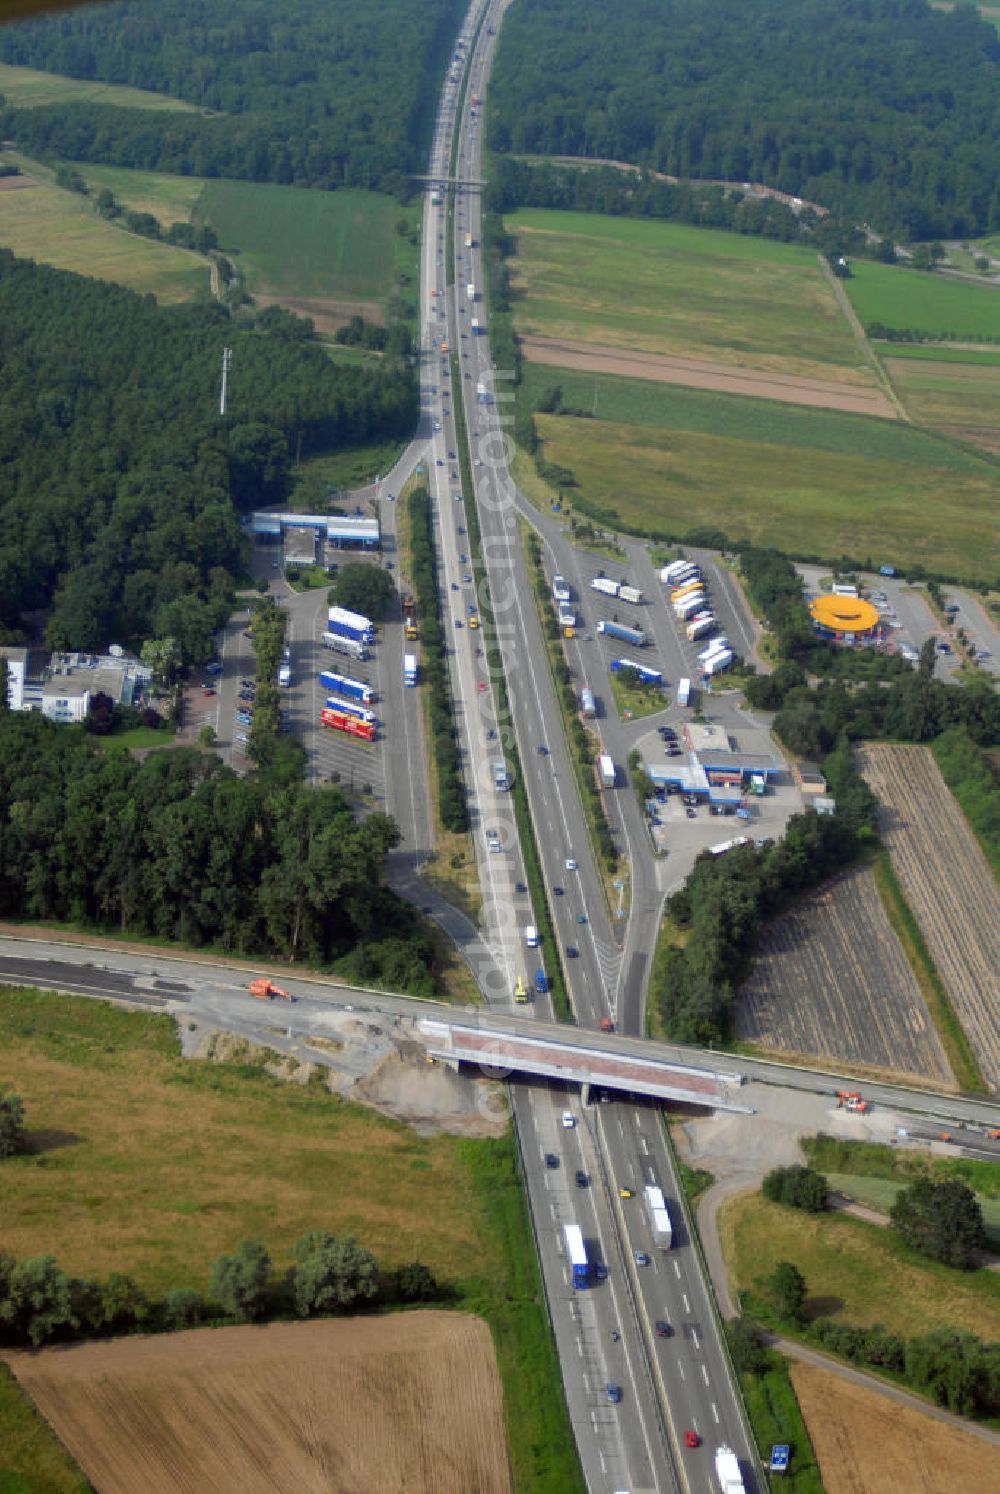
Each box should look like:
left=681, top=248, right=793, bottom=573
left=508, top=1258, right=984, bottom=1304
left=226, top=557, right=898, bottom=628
left=0, top=1364, right=91, bottom=1494
left=738, top=1357, right=824, bottom=1494
left=0, top=989, right=582, bottom=1493
left=450, top=359, right=572, bottom=1022
left=0, top=157, right=209, bottom=304
left=871, top=849, right=986, bottom=1093
left=507, top=208, right=869, bottom=383
left=720, top=1193, right=1000, bottom=1343
left=844, top=259, right=1000, bottom=342
left=519, top=363, right=998, bottom=582
left=289, top=438, right=408, bottom=499
left=0, top=61, right=200, bottom=111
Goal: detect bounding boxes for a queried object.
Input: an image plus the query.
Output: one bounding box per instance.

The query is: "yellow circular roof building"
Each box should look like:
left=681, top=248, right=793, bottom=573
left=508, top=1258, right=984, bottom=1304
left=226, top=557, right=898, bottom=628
left=809, top=594, right=881, bottom=637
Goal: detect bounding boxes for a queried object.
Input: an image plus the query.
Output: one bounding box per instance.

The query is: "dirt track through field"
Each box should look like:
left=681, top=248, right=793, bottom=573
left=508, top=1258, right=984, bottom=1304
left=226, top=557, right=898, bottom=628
left=858, top=743, right=1000, bottom=1090
left=520, top=335, right=899, bottom=418
left=3, top=1313, right=511, bottom=1494
left=735, top=865, right=954, bottom=1086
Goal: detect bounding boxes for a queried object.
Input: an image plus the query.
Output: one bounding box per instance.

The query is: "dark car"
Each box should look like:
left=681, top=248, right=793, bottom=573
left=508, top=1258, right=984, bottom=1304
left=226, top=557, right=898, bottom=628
left=448, top=450, right=456, bottom=460
left=515, top=880, right=526, bottom=893
left=565, top=945, right=578, bottom=958
left=545, top=1153, right=559, bottom=1169
left=654, top=1320, right=673, bottom=1338
left=606, top=1384, right=622, bottom=1405
left=575, top=1170, right=588, bottom=1188
left=553, top=885, right=564, bottom=896
left=686, top=807, right=697, bottom=819
left=594, top=1262, right=609, bottom=1281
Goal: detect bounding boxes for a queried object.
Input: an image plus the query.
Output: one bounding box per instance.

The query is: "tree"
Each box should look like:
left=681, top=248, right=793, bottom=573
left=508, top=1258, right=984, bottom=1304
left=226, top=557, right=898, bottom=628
left=0, top=1256, right=78, bottom=1346
left=162, top=1287, right=204, bottom=1329
left=96, top=1273, right=148, bottom=1334
left=762, top=1165, right=828, bottom=1213
left=86, top=690, right=117, bottom=736
left=727, top=1315, right=766, bottom=1374
left=328, top=562, right=395, bottom=622
left=197, top=724, right=217, bottom=747
left=141, top=637, right=182, bottom=687
left=890, top=1177, right=985, bottom=1269
left=291, top=1231, right=380, bottom=1318
left=767, top=1261, right=807, bottom=1324
left=395, top=1261, right=438, bottom=1303
left=0, top=1090, right=25, bottom=1159
left=210, top=1239, right=272, bottom=1321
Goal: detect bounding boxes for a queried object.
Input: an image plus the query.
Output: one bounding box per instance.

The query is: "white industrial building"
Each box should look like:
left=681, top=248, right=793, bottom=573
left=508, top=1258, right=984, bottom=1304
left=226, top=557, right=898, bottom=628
left=0, top=647, right=29, bottom=711
left=39, top=652, right=152, bottom=723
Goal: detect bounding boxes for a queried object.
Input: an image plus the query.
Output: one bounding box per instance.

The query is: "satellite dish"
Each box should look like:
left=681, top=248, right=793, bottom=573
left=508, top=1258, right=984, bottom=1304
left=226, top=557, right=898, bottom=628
left=108, top=643, right=124, bottom=657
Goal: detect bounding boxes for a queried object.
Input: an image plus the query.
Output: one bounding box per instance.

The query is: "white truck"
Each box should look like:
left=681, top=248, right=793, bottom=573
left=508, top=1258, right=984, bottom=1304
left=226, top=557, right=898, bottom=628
left=674, top=591, right=707, bottom=621
left=590, top=576, right=620, bottom=598
left=598, top=754, right=616, bottom=789
left=687, top=613, right=715, bottom=641
left=703, top=648, right=734, bottom=677
left=470, top=317, right=481, bottom=334
left=643, top=1184, right=672, bottom=1247
left=466, top=282, right=476, bottom=301
left=699, top=637, right=730, bottom=663
left=715, top=1446, right=745, bottom=1494
left=464, top=232, right=474, bottom=249
left=676, top=676, right=691, bottom=707
left=619, top=584, right=643, bottom=606
left=493, top=760, right=510, bottom=791
left=552, top=573, right=571, bottom=603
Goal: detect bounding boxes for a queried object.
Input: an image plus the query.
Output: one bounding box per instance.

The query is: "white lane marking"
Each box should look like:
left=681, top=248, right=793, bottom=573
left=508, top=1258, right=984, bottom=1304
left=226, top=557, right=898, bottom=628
left=677, top=1362, right=686, bottom=1381
left=641, top=1136, right=649, bottom=1155
left=576, top=1336, right=583, bottom=1358
left=701, top=1365, right=710, bottom=1387
left=634, top=1110, right=642, bottom=1127
left=683, top=1293, right=691, bottom=1314
left=673, top=1260, right=681, bottom=1279
left=712, top=1402, right=720, bottom=1424
left=692, top=1329, right=700, bottom=1350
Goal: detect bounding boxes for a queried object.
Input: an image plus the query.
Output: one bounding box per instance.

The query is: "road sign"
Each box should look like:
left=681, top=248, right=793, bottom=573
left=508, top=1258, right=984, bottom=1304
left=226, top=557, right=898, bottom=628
left=770, top=1445, right=790, bottom=1472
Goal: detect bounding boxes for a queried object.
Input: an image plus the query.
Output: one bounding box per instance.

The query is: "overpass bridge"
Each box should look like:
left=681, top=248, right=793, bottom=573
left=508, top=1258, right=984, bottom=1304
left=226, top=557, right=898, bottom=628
left=420, top=1017, right=751, bottom=1112
left=414, top=173, right=485, bottom=189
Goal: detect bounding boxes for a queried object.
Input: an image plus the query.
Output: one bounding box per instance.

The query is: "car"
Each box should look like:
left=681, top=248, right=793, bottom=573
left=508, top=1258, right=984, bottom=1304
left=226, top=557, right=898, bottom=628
left=386, top=492, right=396, bottom=503
left=575, top=1170, right=588, bottom=1188
left=457, top=525, right=465, bottom=534
left=654, top=1320, right=672, bottom=1338
left=544, top=1153, right=559, bottom=1169
left=668, top=747, right=681, bottom=757
left=453, top=492, right=462, bottom=502
left=448, top=450, right=456, bottom=459
left=206, top=662, right=223, bottom=675
left=451, top=582, right=459, bottom=591
left=606, top=1384, right=622, bottom=1405
left=937, top=641, right=951, bottom=653
left=460, top=554, right=467, bottom=563
left=436, top=458, right=444, bottom=466
left=462, top=573, right=473, bottom=584
left=455, top=618, right=463, bottom=628
left=478, top=681, right=486, bottom=692
left=619, top=1187, right=634, bottom=1199
left=514, top=880, right=526, bottom=893
left=271, top=559, right=280, bottom=569
left=565, top=945, right=578, bottom=958
left=538, top=743, right=549, bottom=755
left=593, top=1262, right=609, bottom=1281
left=686, top=807, right=697, bottom=819
left=633, top=1250, right=651, bottom=1266
left=434, top=420, right=442, bottom=432
left=684, top=1430, right=701, bottom=1449
left=561, top=1111, right=575, bottom=1129
left=474, top=457, right=483, bottom=468
left=575, top=913, right=587, bottom=924
left=202, top=687, right=215, bottom=696
left=711, top=805, right=724, bottom=816
left=565, top=857, right=578, bottom=871
left=553, top=885, right=563, bottom=896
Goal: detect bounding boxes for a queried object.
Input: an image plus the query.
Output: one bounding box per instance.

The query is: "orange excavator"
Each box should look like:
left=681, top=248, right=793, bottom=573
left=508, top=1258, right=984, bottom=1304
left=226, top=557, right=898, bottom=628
left=247, top=978, right=293, bottom=1002
left=836, top=1090, right=868, bottom=1114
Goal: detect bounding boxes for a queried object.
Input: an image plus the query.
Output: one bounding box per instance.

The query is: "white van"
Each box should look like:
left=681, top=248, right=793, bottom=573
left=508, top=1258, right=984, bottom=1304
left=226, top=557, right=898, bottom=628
left=525, top=925, right=539, bottom=948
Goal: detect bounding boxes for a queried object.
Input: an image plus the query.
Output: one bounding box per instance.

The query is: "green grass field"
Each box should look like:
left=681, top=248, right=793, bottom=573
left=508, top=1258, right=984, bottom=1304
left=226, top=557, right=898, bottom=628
left=523, top=363, right=1000, bottom=580
left=884, top=353, right=1000, bottom=452
left=507, top=208, right=873, bottom=385
left=72, top=162, right=205, bottom=226
left=845, top=259, right=1000, bottom=341
left=876, top=342, right=1000, bottom=365
left=0, top=987, right=581, bottom=1493
left=721, top=1192, right=1000, bottom=1342
left=825, top=1173, right=1000, bottom=1249
left=194, top=182, right=418, bottom=307
left=0, top=169, right=209, bottom=303
left=0, top=61, right=201, bottom=112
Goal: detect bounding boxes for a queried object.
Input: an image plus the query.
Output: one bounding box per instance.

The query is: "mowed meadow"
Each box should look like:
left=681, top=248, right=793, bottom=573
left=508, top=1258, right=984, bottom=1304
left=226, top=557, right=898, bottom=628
left=522, top=364, right=998, bottom=579
left=0, top=61, right=202, bottom=112
left=507, top=208, right=874, bottom=385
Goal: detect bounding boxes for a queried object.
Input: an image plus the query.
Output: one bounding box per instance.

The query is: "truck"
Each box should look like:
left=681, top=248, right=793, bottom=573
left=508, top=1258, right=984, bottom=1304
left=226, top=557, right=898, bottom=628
left=558, top=604, right=576, bottom=629
left=671, top=579, right=704, bottom=604
left=619, top=584, right=643, bottom=606
left=581, top=687, right=596, bottom=718
left=677, top=676, right=691, bottom=708
left=322, top=631, right=367, bottom=662
left=715, top=1446, right=746, bottom=1494
left=320, top=705, right=375, bottom=742
left=466, top=282, right=476, bottom=301
left=464, top=232, right=474, bottom=249
left=686, top=613, right=715, bottom=641
left=470, top=317, right=481, bottom=334
left=403, top=653, right=417, bottom=687
left=476, top=380, right=490, bottom=403
left=325, top=697, right=377, bottom=728
left=661, top=560, right=696, bottom=585
left=248, top=978, right=292, bottom=1002
left=402, top=596, right=418, bottom=640
left=703, top=648, right=734, bottom=677
left=674, top=592, right=708, bottom=621
left=513, top=976, right=528, bottom=1003
left=598, top=754, right=616, bottom=789
left=611, top=658, right=662, bottom=684
left=319, top=670, right=373, bottom=704
left=534, top=966, right=547, bottom=996
left=493, top=760, right=510, bottom=791
left=699, top=637, right=730, bottom=663
left=643, top=1184, right=672, bottom=1248
left=327, top=606, right=374, bottom=644
left=524, top=924, right=539, bottom=948
left=564, top=1224, right=589, bottom=1288
left=430, top=189, right=442, bottom=206
left=552, top=573, right=571, bottom=603
left=598, top=619, right=644, bottom=647
left=278, top=662, right=291, bottom=687
left=590, top=576, right=621, bottom=598
left=709, top=837, right=750, bottom=856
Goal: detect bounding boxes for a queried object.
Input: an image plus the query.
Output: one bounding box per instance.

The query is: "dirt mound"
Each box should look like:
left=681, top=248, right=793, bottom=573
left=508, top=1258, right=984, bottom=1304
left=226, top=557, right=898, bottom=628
left=4, top=1312, right=512, bottom=1494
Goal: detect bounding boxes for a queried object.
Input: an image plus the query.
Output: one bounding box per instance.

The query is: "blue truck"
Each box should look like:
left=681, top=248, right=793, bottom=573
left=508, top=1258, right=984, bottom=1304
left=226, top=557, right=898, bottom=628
left=610, top=657, right=662, bottom=685
left=318, top=670, right=373, bottom=704
left=598, top=619, right=644, bottom=647
left=564, top=1224, right=588, bottom=1288
left=327, top=606, right=374, bottom=644
left=534, top=966, right=547, bottom=996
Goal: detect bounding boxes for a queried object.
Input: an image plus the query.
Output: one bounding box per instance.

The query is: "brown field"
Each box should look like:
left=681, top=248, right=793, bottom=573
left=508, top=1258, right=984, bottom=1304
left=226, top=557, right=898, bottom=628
left=789, top=1359, right=1000, bottom=1494
left=3, top=1312, right=511, bottom=1494
left=252, top=292, right=383, bottom=336
left=521, top=335, right=898, bottom=419
left=735, top=865, right=954, bottom=1087
left=858, top=743, right=1000, bottom=1090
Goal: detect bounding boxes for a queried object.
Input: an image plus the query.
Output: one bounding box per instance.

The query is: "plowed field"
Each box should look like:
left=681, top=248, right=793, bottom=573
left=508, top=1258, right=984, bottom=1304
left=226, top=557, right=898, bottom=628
left=790, top=1359, right=1000, bottom=1494
left=858, top=743, right=1000, bottom=1090
left=3, top=1312, right=511, bottom=1494
left=735, top=865, right=953, bottom=1086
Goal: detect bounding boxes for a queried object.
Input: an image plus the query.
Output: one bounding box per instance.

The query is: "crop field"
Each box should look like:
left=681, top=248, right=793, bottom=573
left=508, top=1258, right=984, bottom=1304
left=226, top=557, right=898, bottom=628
left=0, top=61, right=201, bottom=112
left=857, top=744, right=1000, bottom=1091
left=790, top=1359, right=1000, bottom=1494
left=195, top=181, right=418, bottom=315
left=885, top=353, right=1000, bottom=454
left=506, top=208, right=875, bottom=387
left=3, top=1314, right=511, bottom=1494
left=844, top=259, right=1000, bottom=342
left=720, top=1193, right=1000, bottom=1342
left=0, top=166, right=209, bottom=302
left=522, top=364, right=999, bottom=581
left=734, top=865, right=954, bottom=1087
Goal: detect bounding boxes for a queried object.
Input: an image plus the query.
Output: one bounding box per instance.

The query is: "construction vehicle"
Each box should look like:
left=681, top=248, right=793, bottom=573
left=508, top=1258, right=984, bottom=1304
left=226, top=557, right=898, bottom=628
left=402, top=596, right=419, bottom=640
left=600, top=1016, right=614, bottom=1033
left=514, top=976, right=528, bottom=1003
left=836, top=1090, right=868, bottom=1113
left=248, top=978, right=292, bottom=1002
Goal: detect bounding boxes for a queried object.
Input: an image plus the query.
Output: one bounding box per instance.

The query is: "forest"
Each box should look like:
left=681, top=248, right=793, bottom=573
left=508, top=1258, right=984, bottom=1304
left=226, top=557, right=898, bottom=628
left=0, top=709, right=441, bottom=990
left=487, top=0, right=1000, bottom=238
left=0, top=0, right=466, bottom=195
left=0, top=253, right=416, bottom=650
